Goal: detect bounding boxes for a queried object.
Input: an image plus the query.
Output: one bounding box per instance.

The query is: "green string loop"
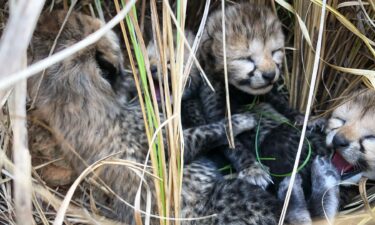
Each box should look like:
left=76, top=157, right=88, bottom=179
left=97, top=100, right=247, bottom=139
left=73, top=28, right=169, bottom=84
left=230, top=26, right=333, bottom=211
left=254, top=113, right=312, bottom=177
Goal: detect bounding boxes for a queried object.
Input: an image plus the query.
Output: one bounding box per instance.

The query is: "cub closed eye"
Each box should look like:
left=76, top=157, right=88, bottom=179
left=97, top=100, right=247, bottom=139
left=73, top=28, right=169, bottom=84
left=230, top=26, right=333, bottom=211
left=329, top=117, right=346, bottom=129
left=237, top=56, right=254, bottom=63
left=361, top=135, right=375, bottom=150
left=272, top=48, right=283, bottom=55
left=332, top=117, right=346, bottom=123
left=363, top=135, right=375, bottom=140
left=247, top=57, right=254, bottom=63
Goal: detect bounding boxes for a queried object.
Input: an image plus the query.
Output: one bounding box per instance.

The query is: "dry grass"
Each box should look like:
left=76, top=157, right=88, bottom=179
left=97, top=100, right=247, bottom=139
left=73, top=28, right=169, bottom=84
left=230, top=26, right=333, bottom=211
left=286, top=0, right=375, bottom=115
left=0, top=0, right=374, bottom=224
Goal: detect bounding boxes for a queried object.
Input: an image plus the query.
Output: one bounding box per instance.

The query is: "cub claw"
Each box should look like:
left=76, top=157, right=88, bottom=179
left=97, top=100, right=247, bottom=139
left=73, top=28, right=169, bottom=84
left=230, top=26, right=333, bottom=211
left=238, top=163, right=272, bottom=189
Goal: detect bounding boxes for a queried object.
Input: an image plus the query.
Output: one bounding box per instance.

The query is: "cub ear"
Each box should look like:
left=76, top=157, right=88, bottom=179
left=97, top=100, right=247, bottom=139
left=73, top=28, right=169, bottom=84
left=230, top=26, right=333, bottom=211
left=199, top=36, right=216, bottom=67
left=36, top=11, right=64, bottom=34
left=95, top=50, right=120, bottom=87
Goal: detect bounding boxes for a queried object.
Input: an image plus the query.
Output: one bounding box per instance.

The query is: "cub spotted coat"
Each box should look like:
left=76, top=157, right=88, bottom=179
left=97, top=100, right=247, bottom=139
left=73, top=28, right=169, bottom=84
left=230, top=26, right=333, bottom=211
left=27, top=10, right=289, bottom=225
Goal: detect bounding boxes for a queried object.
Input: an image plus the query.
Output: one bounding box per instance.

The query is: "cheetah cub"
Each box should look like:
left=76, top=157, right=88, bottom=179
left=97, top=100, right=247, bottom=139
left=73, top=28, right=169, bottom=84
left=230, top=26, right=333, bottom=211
left=186, top=2, right=286, bottom=189
left=327, top=89, right=375, bottom=183
left=27, top=10, right=259, bottom=224
left=193, top=2, right=340, bottom=222
left=199, top=2, right=284, bottom=96
left=327, top=89, right=375, bottom=210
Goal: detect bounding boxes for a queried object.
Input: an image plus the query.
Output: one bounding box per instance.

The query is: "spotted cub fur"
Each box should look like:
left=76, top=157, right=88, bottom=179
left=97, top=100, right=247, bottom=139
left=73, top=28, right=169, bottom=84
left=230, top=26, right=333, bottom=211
left=187, top=2, right=340, bottom=223
left=190, top=2, right=287, bottom=190
left=27, top=10, right=290, bottom=224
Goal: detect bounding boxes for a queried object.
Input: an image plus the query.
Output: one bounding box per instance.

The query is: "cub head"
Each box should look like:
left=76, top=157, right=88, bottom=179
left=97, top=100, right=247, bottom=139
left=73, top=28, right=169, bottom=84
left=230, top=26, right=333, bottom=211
left=147, top=30, right=201, bottom=100
left=28, top=10, right=125, bottom=108
left=326, top=89, right=375, bottom=182
left=199, top=3, right=284, bottom=95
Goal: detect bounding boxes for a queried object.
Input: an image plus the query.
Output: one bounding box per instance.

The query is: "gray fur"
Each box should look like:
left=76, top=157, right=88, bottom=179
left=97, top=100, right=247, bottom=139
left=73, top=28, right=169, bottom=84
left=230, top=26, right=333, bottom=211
left=278, top=175, right=312, bottom=225
left=309, top=157, right=340, bottom=220
left=27, top=10, right=270, bottom=224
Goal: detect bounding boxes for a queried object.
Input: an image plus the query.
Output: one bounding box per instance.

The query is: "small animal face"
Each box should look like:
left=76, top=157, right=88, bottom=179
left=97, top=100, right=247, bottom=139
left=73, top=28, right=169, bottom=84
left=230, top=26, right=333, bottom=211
left=200, top=3, right=285, bottom=95
left=146, top=30, right=200, bottom=100
left=326, top=90, right=375, bottom=181
left=225, top=37, right=284, bottom=95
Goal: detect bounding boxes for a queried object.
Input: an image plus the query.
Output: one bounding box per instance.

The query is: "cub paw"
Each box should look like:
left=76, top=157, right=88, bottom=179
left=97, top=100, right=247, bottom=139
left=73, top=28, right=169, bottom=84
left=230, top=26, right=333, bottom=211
left=308, top=118, right=327, bottom=132
left=278, top=174, right=303, bottom=199
left=294, top=115, right=326, bottom=132
left=238, top=162, right=272, bottom=189
left=311, top=156, right=340, bottom=219
left=230, top=113, right=257, bottom=136
left=311, top=156, right=340, bottom=190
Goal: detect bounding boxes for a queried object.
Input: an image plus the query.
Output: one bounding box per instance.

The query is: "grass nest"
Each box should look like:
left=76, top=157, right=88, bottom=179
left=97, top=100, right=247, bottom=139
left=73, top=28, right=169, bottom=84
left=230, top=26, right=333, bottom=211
left=0, top=0, right=374, bottom=224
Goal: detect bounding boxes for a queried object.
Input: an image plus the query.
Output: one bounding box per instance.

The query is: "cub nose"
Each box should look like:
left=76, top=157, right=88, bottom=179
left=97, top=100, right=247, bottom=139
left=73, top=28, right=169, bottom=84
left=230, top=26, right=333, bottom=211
left=332, top=134, right=349, bottom=148
left=262, top=71, right=276, bottom=82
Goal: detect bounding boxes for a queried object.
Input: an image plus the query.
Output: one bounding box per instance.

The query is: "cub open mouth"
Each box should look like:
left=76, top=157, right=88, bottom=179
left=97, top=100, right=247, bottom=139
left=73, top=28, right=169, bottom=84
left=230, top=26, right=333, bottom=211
left=153, top=80, right=161, bottom=101
left=331, top=151, right=361, bottom=180
left=151, top=78, right=172, bottom=102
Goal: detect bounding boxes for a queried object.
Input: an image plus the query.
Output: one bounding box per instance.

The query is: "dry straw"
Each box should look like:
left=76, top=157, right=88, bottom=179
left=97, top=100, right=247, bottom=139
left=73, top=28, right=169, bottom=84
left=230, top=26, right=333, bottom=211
left=0, top=1, right=45, bottom=225
left=278, top=0, right=327, bottom=224
left=0, top=0, right=375, bottom=224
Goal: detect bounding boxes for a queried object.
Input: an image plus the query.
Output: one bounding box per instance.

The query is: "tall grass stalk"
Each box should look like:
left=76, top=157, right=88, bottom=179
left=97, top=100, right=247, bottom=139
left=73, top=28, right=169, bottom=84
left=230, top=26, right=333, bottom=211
left=278, top=0, right=327, bottom=224
left=114, top=1, right=166, bottom=224
left=115, top=0, right=191, bottom=224
left=0, top=1, right=45, bottom=224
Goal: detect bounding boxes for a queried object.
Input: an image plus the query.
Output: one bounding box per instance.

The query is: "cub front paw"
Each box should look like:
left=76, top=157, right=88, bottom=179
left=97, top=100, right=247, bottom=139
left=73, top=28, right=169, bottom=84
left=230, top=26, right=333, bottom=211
left=311, top=156, right=340, bottom=189
left=238, top=163, right=272, bottom=189
left=230, top=113, right=257, bottom=136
